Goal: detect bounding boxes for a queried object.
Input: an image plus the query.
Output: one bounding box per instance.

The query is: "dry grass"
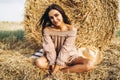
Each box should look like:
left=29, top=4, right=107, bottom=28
left=0, top=37, right=120, bottom=80
left=0, top=0, right=120, bottom=79
left=0, top=21, right=24, bottom=31
left=0, top=22, right=120, bottom=80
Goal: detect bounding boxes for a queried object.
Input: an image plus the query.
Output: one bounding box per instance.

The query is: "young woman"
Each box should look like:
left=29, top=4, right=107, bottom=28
left=35, top=4, right=99, bottom=75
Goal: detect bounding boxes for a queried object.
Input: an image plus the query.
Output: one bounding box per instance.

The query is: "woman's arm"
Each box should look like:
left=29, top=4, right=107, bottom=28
left=51, top=34, right=77, bottom=75
left=56, top=28, right=77, bottom=66
left=52, top=65, right=61, bottom=75
left=43, top=28, right=56, bottom=65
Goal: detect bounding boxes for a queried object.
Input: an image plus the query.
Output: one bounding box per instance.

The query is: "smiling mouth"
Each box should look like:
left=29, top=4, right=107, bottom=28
left=54, top=22, right=58, bottom=24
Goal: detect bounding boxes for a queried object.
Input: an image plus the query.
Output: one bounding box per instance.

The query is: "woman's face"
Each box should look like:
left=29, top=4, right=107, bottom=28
left=48, top=9, right=64, bottom=27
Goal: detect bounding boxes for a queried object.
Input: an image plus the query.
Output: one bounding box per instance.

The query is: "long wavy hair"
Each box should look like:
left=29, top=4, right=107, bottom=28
left=39, top=4, right=71, bottom=33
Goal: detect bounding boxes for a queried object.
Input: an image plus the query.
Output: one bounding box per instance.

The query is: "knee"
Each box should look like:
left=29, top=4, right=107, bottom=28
left=85, top=61, right=94, bottom=71
left=35, top=57, right=48, bottom=69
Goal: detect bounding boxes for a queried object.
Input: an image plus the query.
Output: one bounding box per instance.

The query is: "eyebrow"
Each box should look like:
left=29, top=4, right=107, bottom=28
left=49, top=13, right=59, bottom=18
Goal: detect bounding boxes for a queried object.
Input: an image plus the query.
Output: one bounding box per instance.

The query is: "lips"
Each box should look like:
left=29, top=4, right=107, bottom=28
left=54, top=21, right=59, bottom=25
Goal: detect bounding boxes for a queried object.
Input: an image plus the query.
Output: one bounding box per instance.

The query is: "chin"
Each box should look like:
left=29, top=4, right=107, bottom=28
left=53, top=22, right=62, bottom=27
left=54, top=24, right=60, bottom=27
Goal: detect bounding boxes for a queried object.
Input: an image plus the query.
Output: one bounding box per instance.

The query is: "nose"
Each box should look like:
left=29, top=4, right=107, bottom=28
left=53, top=17, right=57, bottom=22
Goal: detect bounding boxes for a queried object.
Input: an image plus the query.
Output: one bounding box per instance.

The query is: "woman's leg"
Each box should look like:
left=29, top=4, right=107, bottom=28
left=61, top=57, right=94, bottom=73
left=35, top=56, right=49, bottom=69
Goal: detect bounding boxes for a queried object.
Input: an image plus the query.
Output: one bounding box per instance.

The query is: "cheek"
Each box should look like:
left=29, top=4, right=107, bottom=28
left=59, top=15, right=63, bottom=21
left=50, top=19, right=54, bottom=23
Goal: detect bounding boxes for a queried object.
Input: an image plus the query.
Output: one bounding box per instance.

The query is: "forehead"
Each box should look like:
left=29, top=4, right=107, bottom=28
left=48, top=9, right=61, bottom=16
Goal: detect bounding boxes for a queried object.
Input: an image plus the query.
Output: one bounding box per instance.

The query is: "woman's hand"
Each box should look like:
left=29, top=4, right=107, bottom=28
left=52, top=65, right=61, bottom=75
left=49, top=65, right=55, bottom=74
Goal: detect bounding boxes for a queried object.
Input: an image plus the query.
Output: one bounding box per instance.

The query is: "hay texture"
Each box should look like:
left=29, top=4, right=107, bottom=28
left=0, top=40, right=120, bottom=80
left=24, top=0, right=119, bottom=51
left=0, top=49, right=48, bottom=80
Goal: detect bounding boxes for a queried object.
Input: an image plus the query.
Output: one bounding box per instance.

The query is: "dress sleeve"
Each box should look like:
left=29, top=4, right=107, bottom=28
left=43, top=29, right=56, bottom=65
left=56, top=29, right=77, bottom=66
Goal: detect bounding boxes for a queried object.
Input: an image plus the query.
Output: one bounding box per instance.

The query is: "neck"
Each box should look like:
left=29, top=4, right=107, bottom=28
left=55, top=23, right=67, bottom=31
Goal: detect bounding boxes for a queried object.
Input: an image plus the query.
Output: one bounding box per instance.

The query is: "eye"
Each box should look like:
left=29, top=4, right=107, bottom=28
left=49, top=16, right=53, bottom=19
left=54, top=13, right=59, bottom=17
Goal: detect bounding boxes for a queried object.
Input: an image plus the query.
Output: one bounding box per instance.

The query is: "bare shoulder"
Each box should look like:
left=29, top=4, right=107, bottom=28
left=44, top=27, right=51, bottom=30
left=66, top=24, right=77, bottom=31
left=44, top=26, right=59, bottom=31
left=43, top=27, right=51, bottom=33
left=44, top=27, right=53, bottom=31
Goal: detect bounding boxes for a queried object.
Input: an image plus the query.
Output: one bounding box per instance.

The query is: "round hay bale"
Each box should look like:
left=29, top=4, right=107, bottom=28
left=24, top=0, right=119, bottom=51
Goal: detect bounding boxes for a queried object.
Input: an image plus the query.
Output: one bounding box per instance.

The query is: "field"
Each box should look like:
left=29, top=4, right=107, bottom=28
left=0, top=22, right=120, bottom=80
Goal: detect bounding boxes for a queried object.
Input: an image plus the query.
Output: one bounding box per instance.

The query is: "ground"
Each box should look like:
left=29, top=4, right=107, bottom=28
left=0, top=22, right=120, bottom=80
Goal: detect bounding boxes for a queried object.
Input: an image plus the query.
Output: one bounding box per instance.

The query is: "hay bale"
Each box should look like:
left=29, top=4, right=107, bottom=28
left=24, top=0, right=119, bottom=51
